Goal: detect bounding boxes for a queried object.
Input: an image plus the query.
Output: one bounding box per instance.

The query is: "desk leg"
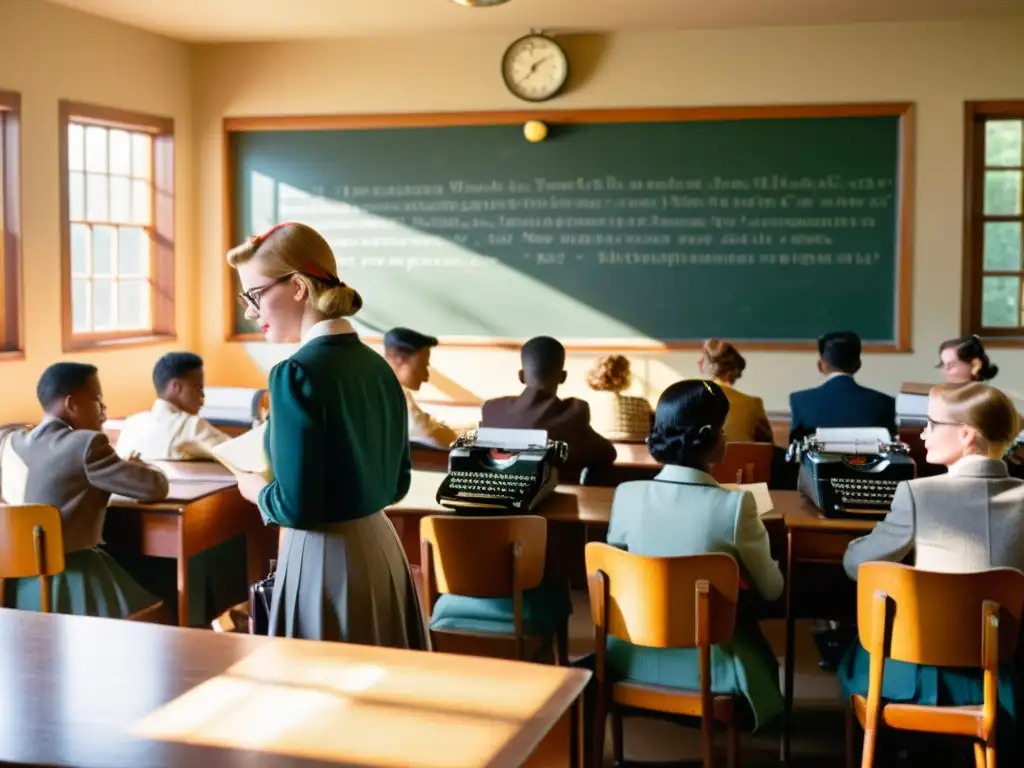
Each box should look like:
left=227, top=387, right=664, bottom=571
left=176, top=539, right=189, bottom=628
left=781, top=529, right=795, bottom=765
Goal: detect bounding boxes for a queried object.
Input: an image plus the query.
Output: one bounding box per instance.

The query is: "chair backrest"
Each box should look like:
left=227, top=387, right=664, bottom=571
left=0, top=504, right=65, bottom=579
left=857, top=562, right=1024, bottom=668
left=709, top=441, right=774, bottom=484
left=420, top=515, right=546, bottom=597
left=585, top=542, right=739, bottom=648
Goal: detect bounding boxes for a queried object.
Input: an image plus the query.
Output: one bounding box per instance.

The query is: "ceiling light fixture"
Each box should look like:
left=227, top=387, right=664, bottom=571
left=450, top=0, right=512, bottom=7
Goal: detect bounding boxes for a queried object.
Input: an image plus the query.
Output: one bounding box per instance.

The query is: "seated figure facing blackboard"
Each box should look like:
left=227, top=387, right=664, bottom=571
left=481, top=336, right=616, bottom=479
left=586, top=355, right=653, bottom=442
left=698, top=339, right=773, bottom=444
left=788, top=331, right=896, bottom=443
left=383, top=327, right=459, bottom=450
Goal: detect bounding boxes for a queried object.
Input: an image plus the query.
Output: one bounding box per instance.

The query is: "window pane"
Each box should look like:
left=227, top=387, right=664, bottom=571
left=118, top=227, right=149, bottom=276
left=84, top=125, right=108, bottom=173
left=118, top=280, right=150, bottom=329
left=72, top=279, right=90, bottom=332
left=109, top=130, right=131, bottom=176
left=984, top=222, right=1023, bottom=271
left=982, top=275, right=1021, bottom=328
left=71, top=224, right=89, bottom=275
left=92, top=278, right=114, bottom=330
left=86, top=174, right=109, bottom=221
left=68, top=124, right=85, bottom=172
left=984, top=171, right=1022, bottom=216
left=132, top=133, right=151, bottom=179
left=110, top=177, right=131, bottom=224
left=131, top=179, right=151, bottom=225
left=69, top=172, right=85, bottom=220
left=91, top=225, right=116, bottom=275
left=986, top=120, right=1023, bottom=167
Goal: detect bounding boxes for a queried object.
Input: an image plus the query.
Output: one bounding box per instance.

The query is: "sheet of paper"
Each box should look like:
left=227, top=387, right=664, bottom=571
left=210, top=423, right=272, bottom=480
left=721, top=482, right=774, bottom=516
left=474, top=427, right=548, bottom=450
left=150, top=460, right=235, bottom=483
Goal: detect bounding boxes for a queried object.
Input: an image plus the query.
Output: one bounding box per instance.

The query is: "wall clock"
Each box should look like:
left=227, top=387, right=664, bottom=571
left=501, top=34, right=569, bottom=102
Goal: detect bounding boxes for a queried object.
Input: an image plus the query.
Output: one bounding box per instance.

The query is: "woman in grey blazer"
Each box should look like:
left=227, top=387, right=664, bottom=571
left=606, top=379, right=784, bottom=730
left=840, top=382, right=1023, bottom=740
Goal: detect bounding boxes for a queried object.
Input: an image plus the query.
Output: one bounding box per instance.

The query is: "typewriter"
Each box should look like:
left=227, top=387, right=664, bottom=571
left=436, top=428, right=568, bottom=514
left=791, top=428, right=916, bottom=519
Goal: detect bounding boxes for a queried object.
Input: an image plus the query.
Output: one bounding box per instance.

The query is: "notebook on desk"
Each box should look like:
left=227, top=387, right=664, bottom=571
left=209, top=423, right=272, bottom=481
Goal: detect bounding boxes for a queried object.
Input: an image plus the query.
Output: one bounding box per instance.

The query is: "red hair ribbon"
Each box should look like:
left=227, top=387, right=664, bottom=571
left=248, top=221, right=296, bottom=246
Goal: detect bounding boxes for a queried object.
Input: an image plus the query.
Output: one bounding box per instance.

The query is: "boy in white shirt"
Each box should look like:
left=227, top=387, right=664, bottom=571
left=117, top=352, right=230, bottom=461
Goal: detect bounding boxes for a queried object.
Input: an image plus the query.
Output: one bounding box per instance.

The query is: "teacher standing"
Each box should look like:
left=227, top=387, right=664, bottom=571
left=229, top=222, right=427, bottom=648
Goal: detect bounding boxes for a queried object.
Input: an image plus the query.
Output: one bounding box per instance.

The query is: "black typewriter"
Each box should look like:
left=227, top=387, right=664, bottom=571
left=791, top=428, right=917, bottom=519
left=436, top=428, right=568, bottom=514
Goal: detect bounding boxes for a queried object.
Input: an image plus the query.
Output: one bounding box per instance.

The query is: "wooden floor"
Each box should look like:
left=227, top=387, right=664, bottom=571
left=565, top=593, right=974, bottom=767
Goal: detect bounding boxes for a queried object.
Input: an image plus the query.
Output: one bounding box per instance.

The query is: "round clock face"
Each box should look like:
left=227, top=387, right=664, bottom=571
left=501, top=35, right=569, bottom=102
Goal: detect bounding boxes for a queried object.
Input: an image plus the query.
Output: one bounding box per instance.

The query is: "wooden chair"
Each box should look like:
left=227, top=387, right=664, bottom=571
left=420, top=514, right=568, bottom=664
left=586, top=542, right=742, bottom=768
left=847, top=562, right=1024, bottom=768
left=710, top=441, right=773, bottom=484
left=0, top=504, right=65, bottom=612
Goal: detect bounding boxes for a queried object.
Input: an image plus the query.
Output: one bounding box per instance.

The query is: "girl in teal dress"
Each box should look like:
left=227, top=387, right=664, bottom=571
left=603, top=379, right=785, bottom=730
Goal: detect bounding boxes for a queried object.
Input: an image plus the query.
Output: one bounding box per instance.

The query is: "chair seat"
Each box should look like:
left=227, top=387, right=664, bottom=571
left=851, top=694, right=987, bottom=738
left=614, top=679, right=738, bottom=722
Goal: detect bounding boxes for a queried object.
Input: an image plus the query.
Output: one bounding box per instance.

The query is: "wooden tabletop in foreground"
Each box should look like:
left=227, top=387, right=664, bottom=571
left=0, top=610, right=589, bottom=768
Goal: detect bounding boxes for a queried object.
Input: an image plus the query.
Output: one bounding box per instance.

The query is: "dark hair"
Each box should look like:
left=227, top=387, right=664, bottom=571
left=36, top=362, right=98, bottom=409
left=153, top=352, right=204, bottom=394
left=938, top=335, right=998, bottom=381
left=818, top=331, right=862, bottom=374
left=522, top=336, right=565, bottom=380
left=647, top=380, right=730, bottom=468
left=384, top=327, right=438, bottom=357
left=702, top=339, right=746, bottom=383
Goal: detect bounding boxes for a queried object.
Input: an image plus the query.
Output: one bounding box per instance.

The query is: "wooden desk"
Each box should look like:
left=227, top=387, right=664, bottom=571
left=104, top=466, right=272, bottom=627
left=0, top=609, right=589, bottom=767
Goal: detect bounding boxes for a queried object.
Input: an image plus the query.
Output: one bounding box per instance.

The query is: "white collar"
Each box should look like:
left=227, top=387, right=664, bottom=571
left=654, top=464, right=720, bottom=486
left=152, top=399, right=181, bottom=415
left=300, top=318, right=356, bottom=347
left=948, top=454, right=1009, bottom=478
left=826, top=372, right=853, bottom=382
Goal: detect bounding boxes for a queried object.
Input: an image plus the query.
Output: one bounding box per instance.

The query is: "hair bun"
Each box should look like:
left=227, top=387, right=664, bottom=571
left=316, top=284, right=363, bottom=318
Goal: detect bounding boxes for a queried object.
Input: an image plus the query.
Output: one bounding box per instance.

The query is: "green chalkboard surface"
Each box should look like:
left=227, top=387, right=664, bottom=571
left=227, top=107, right=911, bottom=347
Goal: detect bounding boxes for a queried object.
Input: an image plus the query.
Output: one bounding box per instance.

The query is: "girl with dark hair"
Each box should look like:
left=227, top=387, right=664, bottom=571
left=938, top=335, right=998, bottom=384
left=605, top=380, right=785, bottom=730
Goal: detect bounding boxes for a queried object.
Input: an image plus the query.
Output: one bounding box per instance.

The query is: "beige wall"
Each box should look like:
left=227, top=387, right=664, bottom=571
left=125, top=17, right=1024, bottom=411
left=0, top=0, right=194, bottom=423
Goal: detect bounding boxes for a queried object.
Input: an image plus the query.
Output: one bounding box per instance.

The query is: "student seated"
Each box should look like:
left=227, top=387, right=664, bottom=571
left=116, top=352, right=229, bottom=460
left=383, top=327, right=459, bottom=450
left=606, top=379, right=784, bottom=730
left=937, top=334, right=999, bottom=384
left=585, top=354, right=653, bottom=442
left=699, top=339, right=773, bottom=443
left=0, top=363, right=169, bottom=617
left=789, top=331, right=896, bottom=443
left=840, top=382, right=1023, bottom=745
left=482, top=336, right=616, bottom=477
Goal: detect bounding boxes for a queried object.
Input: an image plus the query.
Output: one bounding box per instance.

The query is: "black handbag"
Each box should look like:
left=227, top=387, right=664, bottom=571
left=248, top=560, right=276, bottom=635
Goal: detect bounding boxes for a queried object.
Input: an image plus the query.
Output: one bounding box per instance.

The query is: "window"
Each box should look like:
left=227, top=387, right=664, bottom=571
left=0, top=90, right=22, bottom=357
left=60, top=101, right=175, bottom=351
left=963, top=102, right=1024, bottom=340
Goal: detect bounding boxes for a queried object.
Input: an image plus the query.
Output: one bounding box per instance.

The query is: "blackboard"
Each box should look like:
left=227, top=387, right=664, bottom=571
left=225, top=105, right=913, bottom=349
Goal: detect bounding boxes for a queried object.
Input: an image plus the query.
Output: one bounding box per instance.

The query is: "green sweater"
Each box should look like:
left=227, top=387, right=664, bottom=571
left=257, top=333, right=411, bottom=529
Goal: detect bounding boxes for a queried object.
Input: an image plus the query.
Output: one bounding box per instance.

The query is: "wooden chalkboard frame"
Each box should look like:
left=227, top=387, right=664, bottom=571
left=223, top=103, right=915, bottom=352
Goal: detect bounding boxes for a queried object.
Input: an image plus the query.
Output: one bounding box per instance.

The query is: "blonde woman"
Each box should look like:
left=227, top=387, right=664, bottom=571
left=586, top=354, right=653, bottom=441
left=228, top=222, right=426, bottom=648
left=698, top=339, right=773, bottom=443
left=840, top=383, right=1023, bottom=738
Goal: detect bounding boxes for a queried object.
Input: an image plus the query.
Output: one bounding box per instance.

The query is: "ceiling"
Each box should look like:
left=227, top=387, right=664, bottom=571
left=43, top=0, right=1024, bottom=42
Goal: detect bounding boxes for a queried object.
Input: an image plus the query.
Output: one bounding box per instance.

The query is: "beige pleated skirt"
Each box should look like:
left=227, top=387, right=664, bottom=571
left=269, top=511, right=429, bottom=649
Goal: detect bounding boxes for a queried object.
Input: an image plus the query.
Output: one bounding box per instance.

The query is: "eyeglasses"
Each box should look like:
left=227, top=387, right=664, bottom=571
left=237, top=273, right=295, bottom=311
left=925, top=417, right=960, bottom=430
